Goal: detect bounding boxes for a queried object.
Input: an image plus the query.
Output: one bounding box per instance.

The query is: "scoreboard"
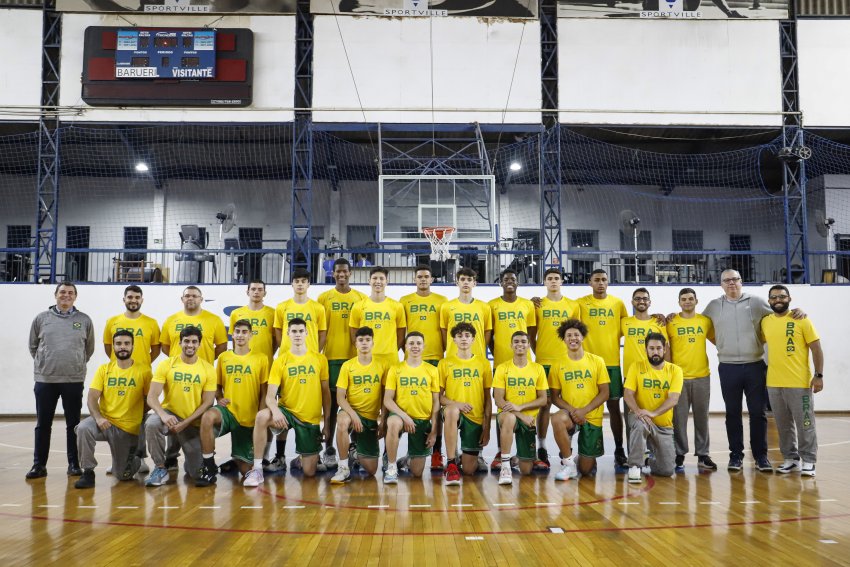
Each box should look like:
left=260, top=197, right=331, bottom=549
left=115, top=29, right=216, bottom=79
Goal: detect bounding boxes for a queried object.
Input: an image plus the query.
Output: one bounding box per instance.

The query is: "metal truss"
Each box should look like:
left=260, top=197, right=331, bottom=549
left=780, top=18, right=809, bottom=283
left=35, top=1, right=62, bottom=283
left=540, top=126, right=562, bottom=270
left=378, top=123, right=492, bottom=176
left=539, top=0, right=558, bottom=129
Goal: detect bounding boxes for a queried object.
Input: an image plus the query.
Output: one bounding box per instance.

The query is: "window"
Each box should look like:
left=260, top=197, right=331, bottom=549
left=729, top=234, right=753, bottom=282
left=619, top=229, right=652, bottom=283
left=124, top=227, right=148, bottom=262
left=65, top=226, right=90, bottom=282
left=3, top=225, right=32, bottom=282
left=7, top=225, right=31, bottom=249
left=672, top=230, right=703, bottom=251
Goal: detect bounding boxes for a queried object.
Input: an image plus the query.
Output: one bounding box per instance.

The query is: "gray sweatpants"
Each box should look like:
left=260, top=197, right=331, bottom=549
left=767, top=387, right=818, bottom=463
left=672, top=376, right=711, bottom=457
left=145, top=412, right=203, bottom=478
left=628, top=419, right=675, bottom=477
left=76, top=416, right=138, bottom=475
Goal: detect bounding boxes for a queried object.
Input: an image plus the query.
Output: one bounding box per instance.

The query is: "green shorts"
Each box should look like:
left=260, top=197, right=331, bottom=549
left=328, top=359, right=346, bottom=390
left=497, top=413, right=536, bottom=461
left=570, top=422, right=604, bottom=459
left=389, top=412, right=432, bottom=458
left=607, top=366, right=623, bottom=400
left=340, top=410, right=379, bottom=459
left=440, top=409, right=483, bottom=454
left=272, top=407, right=322, bottom=456
left=425, top=359, right=440, bottom=368
left=213, top=405, right=254, bottom=463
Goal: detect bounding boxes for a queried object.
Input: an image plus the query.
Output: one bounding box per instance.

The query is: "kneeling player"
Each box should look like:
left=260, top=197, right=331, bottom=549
left=438, top=322, right=492, bottom=485
left=331, top=327, right=388, bottom=483
left=197, top=319, right=269, bottom=486
left=243, top=318, right=330, bottom=486
left=548, top=319, right=609, bottom=480
left=383, top=332, right=440, bottom=483
left=75, top=330, right=152, bottom=488
left=493, top=331, right=548, bottom=485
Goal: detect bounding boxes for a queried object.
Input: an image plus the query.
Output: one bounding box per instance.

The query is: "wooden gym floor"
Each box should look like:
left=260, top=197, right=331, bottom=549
left=0, top=415, right=848, bottom=566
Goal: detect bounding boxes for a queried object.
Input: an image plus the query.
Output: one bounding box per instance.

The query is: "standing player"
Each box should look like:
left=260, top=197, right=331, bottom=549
left=761, top=285, right=823, bottom=477
left=438, top=322, right=492, bottom=485
left=440, top=268, right=492, bottom=367
left=243, top=318, right=331, bottom=485
left=624, top=333, right=683, bottom=483
left=621, top=288, right=668, bottom=378
left=578, top=269, right=629, bottom=472
left=493, top=331, right=548, bottom=485
left=548, top=319, right=610, bottom=480
left=400, top=265, right=447, bottom=469
left=318, top=258, right=367, bottom=470
left=74, top=330, right=153, bottom=489
left=383, top=332, right=440, bottom=484
left=161, top=286, right=228, bottom=364
left=144, top=326, right=217, bottom=487
left=196, top=319, right=269, bottom=486
left=104, top=285, right=161, bottom=365
left=349, top=266, right=407, bottom=368
left=229, top=279, right=277, bottom=365
left=667, top=288, right=717, bottom=472
left=330, top=327, right=388, bottom=483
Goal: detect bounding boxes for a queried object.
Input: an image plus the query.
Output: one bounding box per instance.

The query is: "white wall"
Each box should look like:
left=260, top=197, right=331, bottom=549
left=798, top=20, right=850, bottom=128
left=312, top=16, right=540, bottom=123
left=59, top=14, right=295, bottom=122
left=0, top=9, right=44, bottom=115
left=3, top=282, right=848, bottom=414
left=558, top=19, right=783, bottom=126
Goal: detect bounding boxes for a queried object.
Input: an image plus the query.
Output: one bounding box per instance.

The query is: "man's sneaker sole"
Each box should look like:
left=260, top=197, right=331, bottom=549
left=801, top=468, right=816, bottom=477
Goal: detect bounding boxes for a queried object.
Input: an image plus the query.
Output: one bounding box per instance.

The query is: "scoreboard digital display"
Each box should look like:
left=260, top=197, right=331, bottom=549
left=115, top=29, right=216, bottom=79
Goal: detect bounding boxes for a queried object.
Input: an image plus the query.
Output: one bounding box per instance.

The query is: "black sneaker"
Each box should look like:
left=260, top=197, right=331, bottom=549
left=26, top=464, right=47, bottom=479
left=698, top=455, right=718, bottom=471
left=194, top=465, right=217, bottom=487
left=728, top=457, right=743, bottom=471
left=218, top=459, right=238, bottom=475
left=675, top=455, right=685, bottom=474
left=533, top=447, right=550, bottom=471
left=164, top=457, right=179, bottom=472
left=67, top=463, right=83, bottom=476
left=755, top=456, right=773, bottom=472
left=74, top=469, right=95, bottom=489
left=614, top=448, right=629, bottom=474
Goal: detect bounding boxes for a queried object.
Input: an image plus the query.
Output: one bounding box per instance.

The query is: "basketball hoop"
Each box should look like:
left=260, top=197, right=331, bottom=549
left=423, top=226, right=456, bottom=262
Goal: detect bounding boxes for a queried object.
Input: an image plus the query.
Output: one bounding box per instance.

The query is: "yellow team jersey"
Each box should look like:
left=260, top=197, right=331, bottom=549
left=385, top=361, right=440, bottom=420
left=160, top=310, right=228, bottom=364
left=273, top=299, right=328, bottom=354
left=489, top=297, right=538, bottom=368
left=103, top=313, right=161, bottom=366
left=548, top=353, right=610, bottom=427
left=761, top=314, right=820, bottom=388
left=624, top=361, right=684, bottom=428
left=153, top=356, right=217, bottom=423
left=621, top=317, right=669, bottom=377
left=438, top=354, right=493, bottom=425
left=667, top=313, right=714, bottom=379
left=349, top=297, right=407, bottom=359
left=440, top=298, right=493, bottom=361
left=90, top=361, right=153, bottom=435
left=229, top=305, right=276, bottom=365
left=269, top=351, right=329, bottom=425
left=535, top=296, right=580, bottom=366
left=400, top=292, right=448, bottom=361
left=216, top=350, right=269, bottom=427
left=318, top=287, right=367, bottom=360
left=336, top=357, right=388, bottom=421
left=492, top=360, right=549, bottom=418
left=578, top=295, right=628, bottom=367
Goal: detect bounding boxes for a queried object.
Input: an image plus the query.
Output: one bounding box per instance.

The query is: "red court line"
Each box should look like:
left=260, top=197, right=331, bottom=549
left=257, top=476, right=657, bottom=512
left=2, top=509, right=848, bottom=537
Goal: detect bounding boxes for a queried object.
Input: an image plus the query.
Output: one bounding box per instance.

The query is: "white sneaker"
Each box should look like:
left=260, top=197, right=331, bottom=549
left=105, top=466, right=113, bottom=475
left=498, top=466, right=513, bottom=485
left=396, top=456, right=410, bottom=472
left=555, top=456, right=578, bottom=481
left=477, top=455, right=488, bottom=472
left=628, top=466, right=642, bottom=484
left=801, top=461, right=816, bottom=477
left=316, top=460, right=328, bottom=473
left=323, top=447, right=338, bottom=469
left=290, top=456, right=302, bottom=471
left=330, top=465, right=351, bottom=484
left=776, top=459, right=801, bottom=474
left=137, top=459, right=150, bottom=475
left=243, top=468, right=264, bottom=487
left=383, top=467, right=399, bottom=485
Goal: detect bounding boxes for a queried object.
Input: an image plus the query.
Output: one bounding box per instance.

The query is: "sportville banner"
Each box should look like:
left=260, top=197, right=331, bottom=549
left=558, top=0, right=788, bottom=19
left=56, top=0, right=296, bottom=14
left=310, top=0, right=538, bottom=18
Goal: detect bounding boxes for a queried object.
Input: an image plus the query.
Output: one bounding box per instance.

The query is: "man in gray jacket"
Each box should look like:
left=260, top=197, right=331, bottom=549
left=27, top=282, right=95, bottom=479
left=703, top=269, right=801, bottom=473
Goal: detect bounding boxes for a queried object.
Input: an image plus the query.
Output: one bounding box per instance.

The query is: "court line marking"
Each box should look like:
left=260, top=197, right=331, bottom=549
left=408, top=504, right=431, bottom=508
left=282, top=505, right=306, bottom=509
left=699, top=501, right=721, bottom=505
left=77, top=505, right=98, bottom=509
left=157, top=506, right=179, bottom=509
left=549, top=527, right=565, bottom=534
left=451, top=504, right=472, bottom=507
left=817, top=499, right=838, bottom=502
left=492, top=503, right=515, bottom=507
left=367, top=504, right=389, bottom=509
left=779, top=500, right=800, bottom=503
left=38, top=505, right=59, bottom=508
left=659, top=502, right=679, bottom=505
left=116, top=506, right=139, bottom=509
left=7, top=510, right=850, bottom=537
left=1, top=504, right=22, bottom=507
left=465, top=537, right=484, bottom=541
left=740, top=501, right=760, bottom=504
left=819, top=540, right=838, bottom=544
left=619, top=502, right=639, bottom=505
left=535, top=502, right=557, bottom=506
left=241, top=506, right=263, bottom=509
left=199, top=506, right=220, bottom=509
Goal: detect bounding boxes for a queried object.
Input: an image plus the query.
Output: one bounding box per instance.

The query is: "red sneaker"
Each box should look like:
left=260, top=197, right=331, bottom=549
left=490, top=452, right=502, bottom=471
left=444, top=462, right=462, bottom=486
left=430, top=452, right=444, bottom=471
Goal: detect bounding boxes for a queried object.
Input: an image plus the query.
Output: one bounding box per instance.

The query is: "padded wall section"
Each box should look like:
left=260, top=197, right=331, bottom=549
left=60, top=14, right=294, bottom=122
left=558, top=19, right=782, bottom=126
left=0, top=9, right=44, bottom=115
left=798, top=20, right=850, bottom=127
left=313, top=16, right=540, bottom=123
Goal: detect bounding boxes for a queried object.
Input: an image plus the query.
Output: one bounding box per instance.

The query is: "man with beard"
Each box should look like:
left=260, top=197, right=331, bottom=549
left=104, top=285, right=161, bottom=365
left=74, top=330, right=153, bottom=488
left=760, top=285, right=823, bottom=477
left=624, top=333, right=682, bottom=483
